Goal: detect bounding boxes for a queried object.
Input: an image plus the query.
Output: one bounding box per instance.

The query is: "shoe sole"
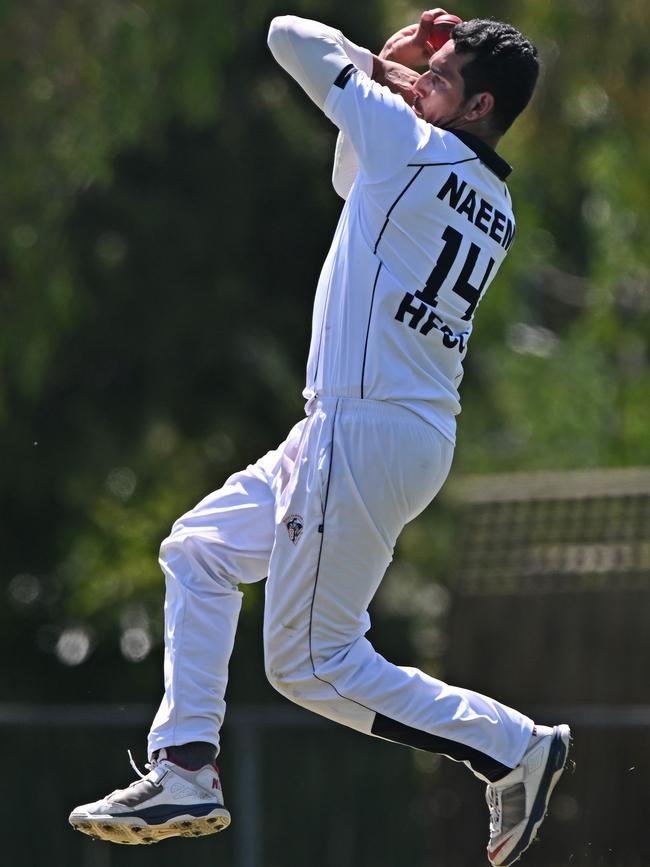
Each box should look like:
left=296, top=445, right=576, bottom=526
left=69, top=807, right=231, bottom=845
left=490, top=724, right=571, bottom=867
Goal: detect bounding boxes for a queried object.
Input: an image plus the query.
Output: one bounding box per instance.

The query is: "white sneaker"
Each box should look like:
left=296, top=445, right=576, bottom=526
left=485, top=724, right=571, bottom=866
left=69, top=749, right=231, bottom=845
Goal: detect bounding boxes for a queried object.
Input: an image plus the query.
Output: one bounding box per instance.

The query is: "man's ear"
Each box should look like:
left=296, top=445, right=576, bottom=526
left=464, top=91, right=495, bottom=122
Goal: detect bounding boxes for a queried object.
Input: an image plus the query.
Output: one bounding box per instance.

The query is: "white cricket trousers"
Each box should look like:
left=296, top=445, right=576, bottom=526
left=148, top=397, right=533, bottom=773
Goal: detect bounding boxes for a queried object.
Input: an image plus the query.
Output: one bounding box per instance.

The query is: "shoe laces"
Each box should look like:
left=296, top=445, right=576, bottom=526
left=127, top=749, right=156, bottom=782
left=486, top=785, right=502, bottom=837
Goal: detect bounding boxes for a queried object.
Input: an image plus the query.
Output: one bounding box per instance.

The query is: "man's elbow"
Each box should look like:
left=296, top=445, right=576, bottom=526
left=267, top=15, right=296, bottom=51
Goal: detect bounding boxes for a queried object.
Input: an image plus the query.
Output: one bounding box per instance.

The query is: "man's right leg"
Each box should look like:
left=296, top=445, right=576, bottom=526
left=69, top=421, right=306, bottom=845
left=147, top=462, right=278, bottom=760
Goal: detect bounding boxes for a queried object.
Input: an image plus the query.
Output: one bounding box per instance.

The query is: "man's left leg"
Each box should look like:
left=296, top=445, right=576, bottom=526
left=263, top=397, right=570, bottom=865
left=264, top=397, right=531, bottom=771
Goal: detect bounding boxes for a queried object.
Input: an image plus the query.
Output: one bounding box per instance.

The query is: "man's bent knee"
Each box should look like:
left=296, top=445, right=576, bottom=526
left=159, top=530, right=240, bottom=594
left=159, top=531, right=203, bottom=570
left=264, top=637, right=353, bottom=705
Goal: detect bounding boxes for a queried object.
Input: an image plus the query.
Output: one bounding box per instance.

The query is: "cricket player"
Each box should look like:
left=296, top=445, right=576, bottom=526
left=70, top=9, right=571, bottom=865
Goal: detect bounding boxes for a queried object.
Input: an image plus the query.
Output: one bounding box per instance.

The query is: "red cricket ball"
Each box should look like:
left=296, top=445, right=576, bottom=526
left=427, top=13, right=463, bottom=52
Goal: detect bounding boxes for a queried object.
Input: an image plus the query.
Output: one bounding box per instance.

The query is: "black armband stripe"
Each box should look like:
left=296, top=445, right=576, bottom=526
left=333, top=63, right=355, bottom=89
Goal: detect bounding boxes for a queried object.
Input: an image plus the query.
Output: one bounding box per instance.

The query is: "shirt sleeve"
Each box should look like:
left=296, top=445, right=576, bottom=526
left=331, top=131, right=358, bottom=200
left=323, top=69, right=430, bottom=183
left=268, top=16, right=431, bottom=184
left=267, top=16, right=373, bottom=110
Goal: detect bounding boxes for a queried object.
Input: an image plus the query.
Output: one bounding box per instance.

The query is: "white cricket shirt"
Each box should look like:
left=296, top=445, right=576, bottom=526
left=268, top=17, right=516, bottom=443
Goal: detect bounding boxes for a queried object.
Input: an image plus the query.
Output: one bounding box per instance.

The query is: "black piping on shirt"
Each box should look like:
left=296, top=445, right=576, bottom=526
left=445, top=128, right=512, bottom=180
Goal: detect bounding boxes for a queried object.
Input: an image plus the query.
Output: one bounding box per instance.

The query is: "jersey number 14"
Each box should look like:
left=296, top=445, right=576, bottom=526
left=395, top=225, right=495, bottom=349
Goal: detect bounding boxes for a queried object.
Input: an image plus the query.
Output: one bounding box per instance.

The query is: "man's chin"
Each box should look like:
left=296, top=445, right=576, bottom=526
left=412, top=101, right=443, bottom=125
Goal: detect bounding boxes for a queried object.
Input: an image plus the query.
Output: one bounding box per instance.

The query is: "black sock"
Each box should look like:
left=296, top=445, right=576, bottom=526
left=162, top=742, right=217, bottom=770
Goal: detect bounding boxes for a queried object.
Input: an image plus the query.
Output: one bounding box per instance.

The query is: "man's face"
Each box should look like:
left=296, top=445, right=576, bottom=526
left=412, top=40, right=472, bottom=128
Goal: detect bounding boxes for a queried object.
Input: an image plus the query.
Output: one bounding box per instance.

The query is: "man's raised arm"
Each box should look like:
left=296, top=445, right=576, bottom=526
left=268, top=16, right=425, bottom=185
left=329, top=12, right=440, bottom=200
left=267, top=16, right=373, bottom=110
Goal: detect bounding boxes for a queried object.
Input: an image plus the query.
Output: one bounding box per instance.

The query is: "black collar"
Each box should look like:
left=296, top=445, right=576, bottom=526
left=447, top=129, right=512, bottom=181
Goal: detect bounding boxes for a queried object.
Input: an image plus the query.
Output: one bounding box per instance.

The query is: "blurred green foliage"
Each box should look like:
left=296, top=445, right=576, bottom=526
left=1, top=0, right=648, bottom=693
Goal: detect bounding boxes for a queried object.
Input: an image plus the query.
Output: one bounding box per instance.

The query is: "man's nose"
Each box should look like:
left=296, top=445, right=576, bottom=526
left=413, top=71, right=431, bottom=97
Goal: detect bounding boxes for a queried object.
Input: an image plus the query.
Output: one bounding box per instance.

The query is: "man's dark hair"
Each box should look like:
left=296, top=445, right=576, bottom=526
left=452, top=19, right=539, bottom=133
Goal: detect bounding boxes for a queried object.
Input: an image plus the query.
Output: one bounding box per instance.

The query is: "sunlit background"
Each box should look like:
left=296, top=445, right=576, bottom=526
left=2, top=1, right=649, bottom=865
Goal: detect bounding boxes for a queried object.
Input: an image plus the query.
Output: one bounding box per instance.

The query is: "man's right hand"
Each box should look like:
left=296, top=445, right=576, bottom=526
left=379, top=9, right=450, bottom=68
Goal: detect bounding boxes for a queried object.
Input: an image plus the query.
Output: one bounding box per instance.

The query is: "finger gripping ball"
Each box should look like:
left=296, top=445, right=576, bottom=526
left=427, top=13, right=462, bottom=52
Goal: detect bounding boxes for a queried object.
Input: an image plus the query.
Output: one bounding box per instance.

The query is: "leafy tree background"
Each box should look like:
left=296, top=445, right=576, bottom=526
left=1, top=0, right=649, bottom=785
left=2, top=1, right=649, bottom=865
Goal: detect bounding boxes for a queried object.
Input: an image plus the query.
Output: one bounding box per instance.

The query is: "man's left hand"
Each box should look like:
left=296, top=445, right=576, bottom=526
left=371, top=56, right=420, bottom=106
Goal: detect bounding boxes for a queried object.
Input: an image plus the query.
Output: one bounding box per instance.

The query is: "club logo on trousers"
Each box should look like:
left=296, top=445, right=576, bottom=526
left=285, top=514, right=304, bottom=545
